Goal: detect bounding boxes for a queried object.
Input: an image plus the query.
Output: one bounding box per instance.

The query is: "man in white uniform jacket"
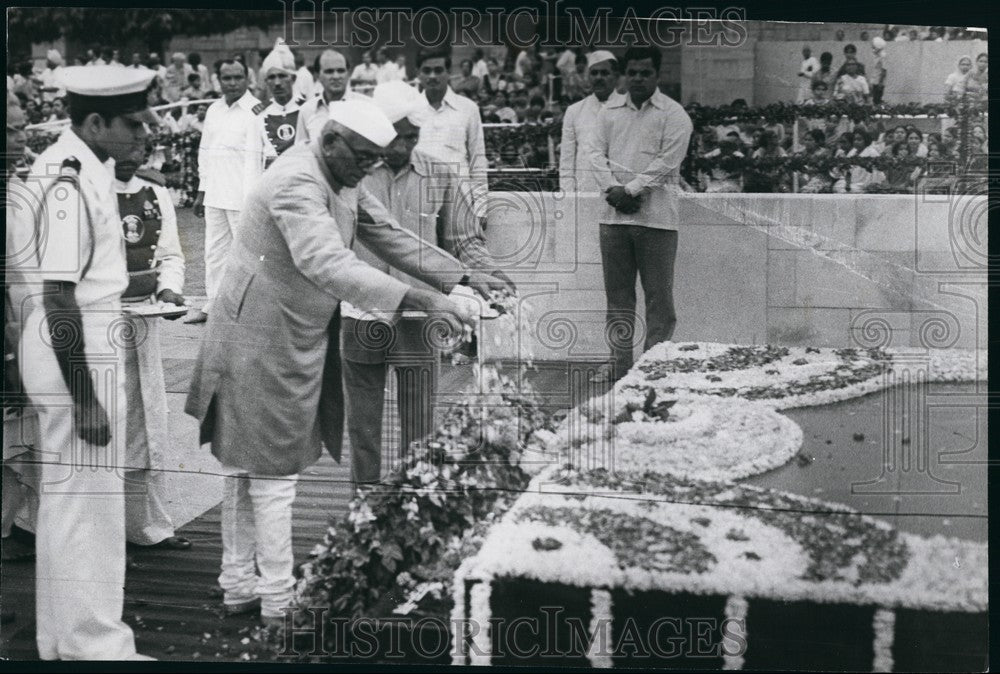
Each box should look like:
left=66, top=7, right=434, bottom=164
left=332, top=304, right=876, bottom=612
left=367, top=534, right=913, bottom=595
left=21, top=65, right=158, bottom=660
left=189, top=58, right=263, bottom=323
left=559, top=50, right=625, bottom=192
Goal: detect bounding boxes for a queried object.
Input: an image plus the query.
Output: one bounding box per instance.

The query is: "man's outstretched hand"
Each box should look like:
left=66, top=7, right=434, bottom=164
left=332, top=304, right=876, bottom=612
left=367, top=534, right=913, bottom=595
left=399, top=287, right=473, bottom=348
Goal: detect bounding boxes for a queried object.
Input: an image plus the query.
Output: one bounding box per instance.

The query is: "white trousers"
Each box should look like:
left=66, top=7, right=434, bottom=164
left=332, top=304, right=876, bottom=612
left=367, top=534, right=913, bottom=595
left=121, top=315, right=175, bottom=545
left=203, top=206, right=241, bottom=314
left=21, top=305, right=137, bottom=660
left=219, top=468, right=297, bottom=618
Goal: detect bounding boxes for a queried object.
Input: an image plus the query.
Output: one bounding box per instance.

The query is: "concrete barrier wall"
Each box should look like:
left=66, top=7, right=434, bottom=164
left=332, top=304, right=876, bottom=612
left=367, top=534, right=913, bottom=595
left=482, top=192, right=987, bottom=362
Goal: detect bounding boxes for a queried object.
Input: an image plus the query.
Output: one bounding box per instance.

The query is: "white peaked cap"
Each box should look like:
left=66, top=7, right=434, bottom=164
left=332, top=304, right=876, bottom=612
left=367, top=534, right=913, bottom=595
left=372, top=80, right=427, bottom=125
left=587, top=50, right=617, bottom=69
left=327, top=99, right=397, bottom=147
left=261, top=38, right=296, bottom=77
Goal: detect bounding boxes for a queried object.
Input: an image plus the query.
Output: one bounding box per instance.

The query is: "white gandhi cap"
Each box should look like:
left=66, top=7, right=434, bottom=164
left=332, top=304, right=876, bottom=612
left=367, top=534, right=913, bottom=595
left=371, top=80, right=427, bottom=126
left=326, top=99, right=397, bottom=147
left=587, top=50, right=617, bottom=69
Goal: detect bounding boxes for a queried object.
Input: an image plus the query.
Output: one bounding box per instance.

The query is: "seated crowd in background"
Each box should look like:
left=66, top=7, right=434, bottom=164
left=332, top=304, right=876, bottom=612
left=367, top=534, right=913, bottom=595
left=10, top=33, right=987, bottom=186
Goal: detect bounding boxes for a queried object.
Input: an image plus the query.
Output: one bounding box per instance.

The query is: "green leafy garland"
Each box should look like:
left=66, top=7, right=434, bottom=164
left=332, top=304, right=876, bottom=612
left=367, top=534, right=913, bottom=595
left=294, top=368, right=555, bottom=625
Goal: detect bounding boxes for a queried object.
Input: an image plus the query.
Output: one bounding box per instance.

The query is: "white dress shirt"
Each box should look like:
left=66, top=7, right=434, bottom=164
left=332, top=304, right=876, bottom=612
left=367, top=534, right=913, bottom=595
left=40, top=66, right=66, bottom=102
left=415, top=87, right=489, bottom=217
left=376, top=61, right=403, bottom=83
left=197, top=90, right=264, bottom=210
left=28, top=128, right=128, bottom=306
left=114, top=174, right=185, bottom=295
left=296, top=89, right=370, bottom=144
left=559, top=91, right=625, bottom=192
left=587, top=88, right=693, bottom=229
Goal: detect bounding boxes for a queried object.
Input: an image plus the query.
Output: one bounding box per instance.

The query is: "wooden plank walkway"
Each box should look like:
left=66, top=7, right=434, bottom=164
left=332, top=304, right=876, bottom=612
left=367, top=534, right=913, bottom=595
left=0, top=351, right=600, bottom=661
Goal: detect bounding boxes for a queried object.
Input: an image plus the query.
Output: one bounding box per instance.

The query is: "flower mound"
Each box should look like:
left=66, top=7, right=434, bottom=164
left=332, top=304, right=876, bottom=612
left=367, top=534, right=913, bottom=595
left=620, top=342, right=984, bottom=410
left=551, top=385, right=804, bottom=482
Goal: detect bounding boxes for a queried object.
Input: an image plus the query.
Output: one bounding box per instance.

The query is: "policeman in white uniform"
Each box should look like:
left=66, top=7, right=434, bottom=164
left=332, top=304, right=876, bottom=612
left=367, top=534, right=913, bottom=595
left=114, top=153, right=190, bottom=550
left=20, top=65, right=158, bottom=660
left=254, top=39, right=301, bottom=170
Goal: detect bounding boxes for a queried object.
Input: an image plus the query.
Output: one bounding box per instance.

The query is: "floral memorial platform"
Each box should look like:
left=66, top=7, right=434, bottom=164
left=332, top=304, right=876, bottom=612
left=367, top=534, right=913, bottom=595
left=292, top=341, right=987, bottom=669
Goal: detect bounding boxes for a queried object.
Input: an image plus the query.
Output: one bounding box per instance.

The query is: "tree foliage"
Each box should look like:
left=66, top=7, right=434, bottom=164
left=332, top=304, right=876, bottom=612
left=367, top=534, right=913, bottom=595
left=8, top=8, right=282, bottom=52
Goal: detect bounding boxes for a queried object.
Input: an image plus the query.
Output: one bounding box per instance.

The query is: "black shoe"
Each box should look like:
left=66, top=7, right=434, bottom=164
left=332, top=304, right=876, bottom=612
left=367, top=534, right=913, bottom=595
left=129, top=536, right=192, bottom=551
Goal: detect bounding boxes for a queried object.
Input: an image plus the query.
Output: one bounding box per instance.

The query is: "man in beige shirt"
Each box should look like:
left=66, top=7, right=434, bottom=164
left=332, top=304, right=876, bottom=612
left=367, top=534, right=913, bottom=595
left=586, top=45, right=693, bottom=383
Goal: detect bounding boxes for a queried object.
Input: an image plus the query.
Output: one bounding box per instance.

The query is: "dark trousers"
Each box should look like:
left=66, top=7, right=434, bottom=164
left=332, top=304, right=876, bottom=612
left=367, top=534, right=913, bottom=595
left=341, top=317, right=439, bottom=485
left=599, top=224, right=678, bottom=377
left=871, top=84, right=885, bottom=105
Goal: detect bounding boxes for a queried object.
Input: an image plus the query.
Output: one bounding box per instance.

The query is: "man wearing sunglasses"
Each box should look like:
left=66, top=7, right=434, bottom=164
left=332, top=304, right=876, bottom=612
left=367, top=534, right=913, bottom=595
left=185, top=98, right=498, bottom=627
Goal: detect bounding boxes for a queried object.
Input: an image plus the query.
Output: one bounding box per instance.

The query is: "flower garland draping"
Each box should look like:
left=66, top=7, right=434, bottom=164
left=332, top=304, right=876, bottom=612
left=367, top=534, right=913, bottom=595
left=293, top=366, right=556, bottom=623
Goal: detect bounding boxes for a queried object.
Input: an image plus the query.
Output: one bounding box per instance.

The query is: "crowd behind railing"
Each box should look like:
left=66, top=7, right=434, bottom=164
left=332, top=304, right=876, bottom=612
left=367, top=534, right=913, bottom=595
left=12, top=23, right=988, bottom=196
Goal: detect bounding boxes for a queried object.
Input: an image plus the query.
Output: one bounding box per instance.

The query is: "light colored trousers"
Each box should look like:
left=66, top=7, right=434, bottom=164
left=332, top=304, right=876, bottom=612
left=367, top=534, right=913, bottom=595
left=219, top=468, right=298, bottom=618
left=121, top=314, right=175, bottom=545
left=21, top=304, right=138, bottom=660
left=203, top=206, right=241, bottom=314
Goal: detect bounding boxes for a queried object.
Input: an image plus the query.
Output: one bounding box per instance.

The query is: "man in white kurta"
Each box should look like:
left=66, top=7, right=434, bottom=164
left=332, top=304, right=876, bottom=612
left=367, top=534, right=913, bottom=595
left=559, top=51, right=624, bottom=193
left=114, top=158, right=189, bottom=549
left=190, top=59, right=263, bottom=322
left=414, top=49, right=490, bottom=219
left=21, top=65, right=159, bottom=660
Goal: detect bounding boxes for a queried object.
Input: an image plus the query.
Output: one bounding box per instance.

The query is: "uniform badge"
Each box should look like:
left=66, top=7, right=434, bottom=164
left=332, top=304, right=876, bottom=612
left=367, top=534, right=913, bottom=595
left=276, top=123, right=296, bottom=141
left=122, top=214, right=145, bottom=244
left=252, top=103, right=264, bottom=115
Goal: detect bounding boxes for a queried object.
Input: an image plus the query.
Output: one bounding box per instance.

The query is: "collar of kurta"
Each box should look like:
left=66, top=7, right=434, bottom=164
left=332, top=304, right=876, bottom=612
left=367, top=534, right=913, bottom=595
left=217, top=90, right=259, bottom=112
left=61, top=127, right=116, bottom=193
left=610, top=88, right=667, bottom=111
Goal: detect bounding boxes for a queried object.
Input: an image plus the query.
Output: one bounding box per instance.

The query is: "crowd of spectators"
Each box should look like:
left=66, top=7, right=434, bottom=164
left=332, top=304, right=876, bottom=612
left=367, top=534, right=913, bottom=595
left=9, top=28, right=988, bottom=188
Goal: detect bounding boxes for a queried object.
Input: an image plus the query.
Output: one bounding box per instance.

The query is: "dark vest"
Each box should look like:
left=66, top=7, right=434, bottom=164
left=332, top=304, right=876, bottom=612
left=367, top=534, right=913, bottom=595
left=264, top=108, right=300, bottom=163
left=118, top=185, right=162, bottom=300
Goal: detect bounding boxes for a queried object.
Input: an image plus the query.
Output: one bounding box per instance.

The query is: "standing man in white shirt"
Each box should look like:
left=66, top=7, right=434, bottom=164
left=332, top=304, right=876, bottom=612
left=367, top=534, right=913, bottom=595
left=415, top=47, right=490, bottom=221
left=297, top=49, right=366, bottom=144
left=114, top=152, right=191, bottom=552
left=255, top=40, right=302, bottom=169
left=39, top=50, right=66, bottom=103
left=375, top=47, right=402, bottom=83
left=471, top=48, right=490, bottom=79
left=188, top=59, right=263, bottom=323
left=797, top=46, right=820, bottom=103
left=292, top=51, right=314, bottom=104
left=21, top=65, right=159, bottom=660
left=559, top=50, right=623, bottom=192
left=586, top=45, right=693, bottom=383
left=163, top=52, right=193, bottom=104
left=350, top=50, right=379, bottom=92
